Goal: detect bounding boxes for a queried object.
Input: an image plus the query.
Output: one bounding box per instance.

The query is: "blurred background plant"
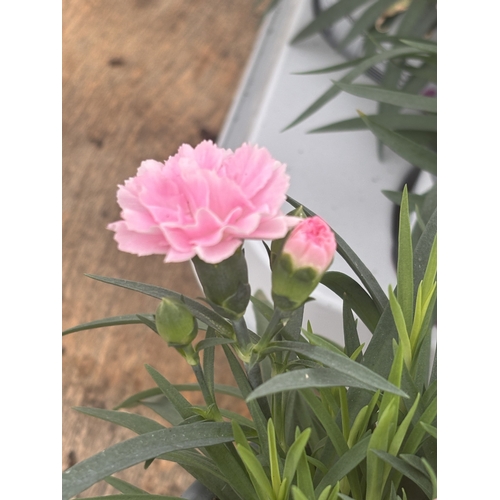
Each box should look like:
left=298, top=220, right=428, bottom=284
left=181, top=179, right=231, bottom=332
left=285, top=0, right=437, bottom=265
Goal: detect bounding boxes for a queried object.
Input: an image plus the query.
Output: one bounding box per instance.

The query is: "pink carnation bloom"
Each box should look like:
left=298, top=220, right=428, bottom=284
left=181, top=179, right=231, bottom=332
left=107, top=140, right=298, bottom=264
left=282, top=216, right=336, bottom=273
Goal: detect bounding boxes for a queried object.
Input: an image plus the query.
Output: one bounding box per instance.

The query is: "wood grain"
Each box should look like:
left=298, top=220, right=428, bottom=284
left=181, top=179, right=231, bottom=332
left=62, top=1, right=264, bottom=496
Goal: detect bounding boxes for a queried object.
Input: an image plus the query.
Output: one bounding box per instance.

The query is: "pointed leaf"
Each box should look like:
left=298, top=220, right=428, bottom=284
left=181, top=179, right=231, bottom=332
left=309, top=113, right=437, bottom=134
left=291, top=0, right=368, bottom=44
left=261, top=341, right=407, bottom=396
left=62, top=422, right=245, bottom=500
left=335, top=82, right=437, bottom=113
left=85, top=274, right=234, bottom=338
left=284, top=46, right=424, bottom=130
left=63, top=314, right=155, bottom=336
left=321, top=271, right=381, bottom=333
left=371, top=450, right=433, bottom=499
left=358, top=113, right=437, bottom=175
left=104, top=476, right=149, bottom=494
left=315, top=434, right=371, bottom=494
left=74, top=407, right=166, bottom=435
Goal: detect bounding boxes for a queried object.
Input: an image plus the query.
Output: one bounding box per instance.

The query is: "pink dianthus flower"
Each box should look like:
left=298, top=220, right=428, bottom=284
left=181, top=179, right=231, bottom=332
left=108, top=141, right=298, bottom=264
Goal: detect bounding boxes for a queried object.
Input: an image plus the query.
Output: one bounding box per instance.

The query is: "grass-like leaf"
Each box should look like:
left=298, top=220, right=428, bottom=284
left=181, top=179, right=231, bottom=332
left=145, top=365, right=195, bottom=419
left=309, top=113, right=437, bottom=134
left=291, top=0, right=368, bottom=44
left=343, top=303, right=363, bottom=361
left=196, top=337, right=236, bottom=351
left=401, top=39, right=437, bottom=54
left=284, top=45, right=424, bottom=130
left=74, top=407, right=166, bottom=435
left=371, top=450, right=433, bottom=499
left=63, top=314, right=155, bottom=336
left=85, top=274, right=234, bottom=338
left=396, top=186, right=414, bottom=330
left=247, top=365, right=406, bottom=402
left=321, top=271, right=381, bottom=333
left=263, top=341, right=407, bottom=396
left=104, top=476, right=150, bottom=494
left=358, top=112, right=437, bottom=175
left=315, top=434, right=371, bottom=494
left=334, top=82, right=437, bottom=113
left=62, top=422, right=245, bottom=500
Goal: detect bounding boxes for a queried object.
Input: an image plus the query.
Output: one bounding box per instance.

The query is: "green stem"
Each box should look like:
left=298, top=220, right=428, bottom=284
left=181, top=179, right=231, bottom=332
left=191, top=361, right=222, bottom=421
left=255, top=308, right=287, bottom=352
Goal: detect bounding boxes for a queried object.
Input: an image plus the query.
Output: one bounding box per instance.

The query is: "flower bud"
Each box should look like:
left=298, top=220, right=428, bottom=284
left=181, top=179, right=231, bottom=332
left=192, top=246, right=250, bottom=320
left=271, top=216, right=336, bottom=311
left=155, top=297, right=198, bottom=347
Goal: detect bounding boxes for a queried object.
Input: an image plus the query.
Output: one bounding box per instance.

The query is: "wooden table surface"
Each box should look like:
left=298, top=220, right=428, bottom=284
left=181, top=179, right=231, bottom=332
left=62, top=1, right=266, bottom=496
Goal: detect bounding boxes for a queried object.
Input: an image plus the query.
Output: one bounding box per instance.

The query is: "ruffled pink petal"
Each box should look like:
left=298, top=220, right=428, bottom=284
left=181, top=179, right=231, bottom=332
left=248, top=215, right=300, bottom=239
left=195, top=238, right=243, bottom=264
left=163, top=246, right=197, bottom=263
left=107, top=221, right=169, bottom=256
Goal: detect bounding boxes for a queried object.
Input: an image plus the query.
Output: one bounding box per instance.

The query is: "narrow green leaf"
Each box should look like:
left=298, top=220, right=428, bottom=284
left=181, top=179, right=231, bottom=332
left=236, top=445, right=274, bottom=500
left=104, top=476, right=149, bottom=494
left=222, top=344, right=270, bottom=460
left=114, top=388, right=162, bottom=409
left=389, top=394, right=421, bottom=456
left=299, top=389, right=348, bottom=456
left=145, top=365, right=194, bottom=419
left=291, top=0, right=367, bottom=44
left=388, top=287, right=411, bottom=368
left=268, top=419, right=282, bottom=498
left=284, top=46, right=423, bottom=130
left=315, top=434, right=371, bottom=494
left=371, top=450, right=433, bottom=499
left=287, top=196, right=388, bottom=313
left=420, top=422, right=437, bottom=439
left=63, top=314, right=154, bottom=336
left=422, top=458, right=438, bottom=499
left=203, top=327, right=216, bottom=398
left=335, top=82, right=437, bottom=112
left=396, top=185, right=415, bottom=330
left=402, top=395, right=437, bottom=455
left=321, top=271, right=380, bottom=333
left=339, top=0, right=397, bottom=48
left=309, top=113, right=437, bottom=134
left=62, top=422, right=245, bottom=500
left=196, top=337, right=236, bottom=351
left=366, top=399, right=397, bottom=500
left=358, top=112, right=437, bottom=175
left=74, top=407, right=166, bottom=434
left=292, top=486, right=310, bottom=500
left=296, top=438, right=315, bottom=500
left=342, top=303, right=363, bottom=361
left=413, top=210, right=437, bottom=291
left=261, top=341, right=407, bottom=396
left=282, top=428, right=312, bottom=498
left=401, top=39, right=437, bottom=54
left=85, top=274, right=234, bottom=338
left=248, top=365, right=405, bottom=402
left=294, top=56, right=369, bottom=75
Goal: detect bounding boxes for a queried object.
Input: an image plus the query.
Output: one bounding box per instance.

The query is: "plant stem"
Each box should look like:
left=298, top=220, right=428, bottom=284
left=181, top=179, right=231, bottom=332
left=191, top=360, right=222, bottom=421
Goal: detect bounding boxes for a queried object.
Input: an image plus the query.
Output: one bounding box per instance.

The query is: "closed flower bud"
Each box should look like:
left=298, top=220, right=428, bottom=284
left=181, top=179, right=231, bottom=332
left=155, top=297, right=198, bottom=347
left=192, top=246, right=251, bottom=320
left=271, top=216, right=336, bottom=311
